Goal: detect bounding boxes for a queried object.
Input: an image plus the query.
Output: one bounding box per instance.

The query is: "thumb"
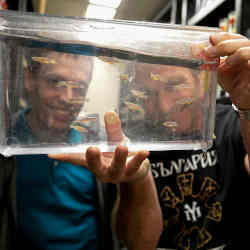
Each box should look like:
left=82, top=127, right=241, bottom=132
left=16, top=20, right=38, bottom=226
left=48, top=153, right=87, bottom=166
left=104, top=111, right=124, bottom=143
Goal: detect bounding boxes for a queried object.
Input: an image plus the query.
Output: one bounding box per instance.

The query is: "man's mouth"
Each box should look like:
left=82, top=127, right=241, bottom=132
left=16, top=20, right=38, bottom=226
left=55, top=109, right=72, bottom=116
left=47, top=105, right=79, bottom=121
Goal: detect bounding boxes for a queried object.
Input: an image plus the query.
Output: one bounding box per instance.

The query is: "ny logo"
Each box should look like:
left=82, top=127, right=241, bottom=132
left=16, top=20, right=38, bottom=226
left=184, top=201, right=202, bottom=222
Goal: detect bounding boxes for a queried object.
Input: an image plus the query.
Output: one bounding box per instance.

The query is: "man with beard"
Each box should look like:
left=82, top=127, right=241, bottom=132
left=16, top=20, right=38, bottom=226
left=11, top=48, right=162, bottom=250
left=132, top=63, right=204, bottom=141
left=113, top=32, right=250, bottom=250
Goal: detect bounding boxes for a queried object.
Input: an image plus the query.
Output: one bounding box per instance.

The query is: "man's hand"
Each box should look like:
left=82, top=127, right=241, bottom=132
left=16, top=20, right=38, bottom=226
left=204, top=32, right=250, bottom=110
left=48, top=111, right=150, bottom=184
left=49, top=112, right=162, bottom=250
left=204, top=32, right=250, bottom=176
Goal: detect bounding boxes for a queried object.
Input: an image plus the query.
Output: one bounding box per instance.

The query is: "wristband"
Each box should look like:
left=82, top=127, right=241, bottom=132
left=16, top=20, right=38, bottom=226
left=232, top=104, right=250, bottom=120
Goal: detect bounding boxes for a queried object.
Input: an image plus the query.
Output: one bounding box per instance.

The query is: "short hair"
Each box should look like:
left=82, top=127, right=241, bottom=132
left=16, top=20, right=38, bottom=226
left=135, top=62, right=200, bottom=88
left=23, top=46, right=94, bottom=75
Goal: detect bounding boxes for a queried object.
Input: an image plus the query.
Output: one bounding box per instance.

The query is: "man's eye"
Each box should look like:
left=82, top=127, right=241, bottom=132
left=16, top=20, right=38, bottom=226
left=46, top=78, right=61, bottom=86
left=55, top=81, right=69, bottom=88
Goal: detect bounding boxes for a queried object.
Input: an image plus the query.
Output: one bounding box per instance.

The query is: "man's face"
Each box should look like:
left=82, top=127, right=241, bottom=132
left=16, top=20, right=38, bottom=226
left=25, top=51, right=92, bottom=134
left=135, top=63, right=203, bottom=135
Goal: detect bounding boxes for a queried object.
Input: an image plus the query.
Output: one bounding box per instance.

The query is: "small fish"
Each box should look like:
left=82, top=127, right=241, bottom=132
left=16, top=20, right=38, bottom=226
left=130, top=89, right=148, bottom=99
left=176, top=97, right=195, bottom=105
left=32, top=56, right=56, bottom=64
left=55, top=81, right=67, bottom=88
left=162, top=121, right=178, bottom=128
left=173, top=84, right=193, bottom=91
left=69, top=99, right=85, bottom=105
left=77, top=116, right=98, bottom=123
left=98, top=56, right=119, bottom=64
left=19, top=98, right=27, bottom=108
left=124, top=101, right=145, bottom=115
left=70, top=125, right=88, bottom=133
left=120, top=74, right=129, bottom=81
left=150, top=72, right=161, bottom=81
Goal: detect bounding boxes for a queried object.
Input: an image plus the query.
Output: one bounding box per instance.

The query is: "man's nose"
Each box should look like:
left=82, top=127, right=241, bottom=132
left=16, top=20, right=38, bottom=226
left=60, top=86, right=74, bottom=102
left=158, top=90, right=170, bottom=111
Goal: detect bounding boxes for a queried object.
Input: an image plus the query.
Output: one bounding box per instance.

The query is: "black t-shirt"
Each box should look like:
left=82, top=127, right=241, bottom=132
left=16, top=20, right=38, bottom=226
left=149, top=104, right=249, bottom=250
left=0, top=155, right=16, bottom=250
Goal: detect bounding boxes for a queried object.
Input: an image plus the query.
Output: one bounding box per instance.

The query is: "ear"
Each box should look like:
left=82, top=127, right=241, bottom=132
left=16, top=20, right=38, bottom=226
left=24, top=68, right=35, bottom=92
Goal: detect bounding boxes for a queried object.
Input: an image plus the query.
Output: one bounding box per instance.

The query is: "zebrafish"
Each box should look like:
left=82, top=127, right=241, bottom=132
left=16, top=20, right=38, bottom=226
left=32, top=56, right=56, bottom=64
left=70, top=125, right=88, bottom=133
left=124, top=101, right=145, bottom=115
left=130, top=89, right=148, bottom=99
left=162, top=121, right=178, bottom=128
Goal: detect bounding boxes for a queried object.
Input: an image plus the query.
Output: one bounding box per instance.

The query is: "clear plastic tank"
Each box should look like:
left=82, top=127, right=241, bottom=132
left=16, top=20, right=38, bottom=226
left=0, top=10, right=220, bottom=156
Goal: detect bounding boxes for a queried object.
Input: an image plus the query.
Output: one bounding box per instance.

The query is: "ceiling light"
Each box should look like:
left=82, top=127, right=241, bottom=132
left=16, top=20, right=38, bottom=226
left=88, top=0, right=122, bottom=9
left=85, top=4, right=117, bottom=19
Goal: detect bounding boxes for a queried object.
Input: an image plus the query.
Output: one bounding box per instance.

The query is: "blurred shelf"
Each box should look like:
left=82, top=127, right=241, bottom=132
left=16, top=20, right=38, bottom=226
left=188, top=0, right=228, bottom=25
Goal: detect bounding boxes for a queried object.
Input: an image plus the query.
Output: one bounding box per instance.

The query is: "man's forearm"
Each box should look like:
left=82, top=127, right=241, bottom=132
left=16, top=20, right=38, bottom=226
left=115, top=171, right=163, bottom=250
